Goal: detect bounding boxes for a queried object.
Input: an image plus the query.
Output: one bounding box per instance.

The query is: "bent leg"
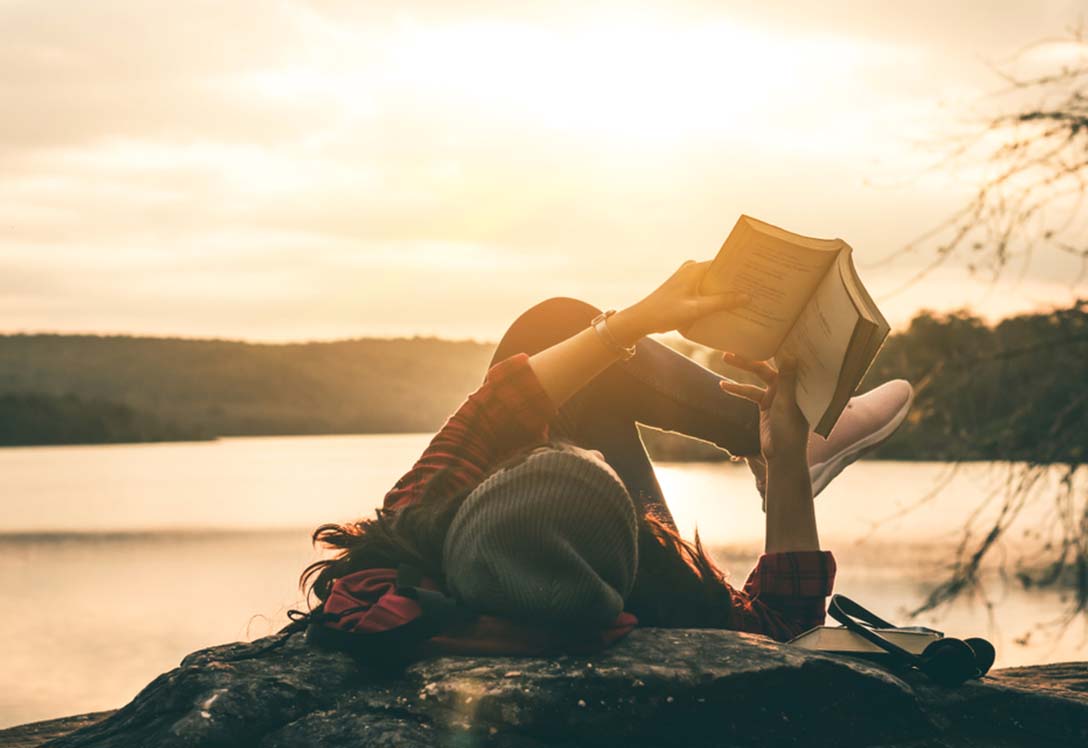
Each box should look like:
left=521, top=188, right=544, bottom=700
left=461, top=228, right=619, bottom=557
left=488, top=297, right=761, bottom=527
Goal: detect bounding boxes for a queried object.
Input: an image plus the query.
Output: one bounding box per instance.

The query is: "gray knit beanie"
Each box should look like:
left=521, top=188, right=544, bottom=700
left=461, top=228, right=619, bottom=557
left=442, top=449, right=639, bottom=627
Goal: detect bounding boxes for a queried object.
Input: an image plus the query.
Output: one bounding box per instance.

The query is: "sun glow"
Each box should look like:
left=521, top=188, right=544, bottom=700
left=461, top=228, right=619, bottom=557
left=242, top=17, right=906, bottom=152
left=5, top=0, right=1075, bottom=341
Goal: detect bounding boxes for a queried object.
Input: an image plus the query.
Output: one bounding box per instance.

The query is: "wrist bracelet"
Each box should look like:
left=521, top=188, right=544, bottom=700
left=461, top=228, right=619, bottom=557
left=590, top=310, right=637, bottom=361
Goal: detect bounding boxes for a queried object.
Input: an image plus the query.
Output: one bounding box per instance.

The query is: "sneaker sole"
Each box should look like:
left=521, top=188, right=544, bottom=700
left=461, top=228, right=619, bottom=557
left=809, top=387, right=915, bottom=497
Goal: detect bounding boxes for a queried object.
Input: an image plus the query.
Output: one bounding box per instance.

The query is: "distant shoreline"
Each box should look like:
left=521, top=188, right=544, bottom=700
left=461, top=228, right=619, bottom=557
left=0, top=431, right=1080, bottom=467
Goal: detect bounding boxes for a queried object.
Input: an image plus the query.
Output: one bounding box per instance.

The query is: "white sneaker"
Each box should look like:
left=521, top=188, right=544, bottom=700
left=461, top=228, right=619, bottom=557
left=808, top=379, right=914, bottom=497
left=748, top=379, right=914, bottom=508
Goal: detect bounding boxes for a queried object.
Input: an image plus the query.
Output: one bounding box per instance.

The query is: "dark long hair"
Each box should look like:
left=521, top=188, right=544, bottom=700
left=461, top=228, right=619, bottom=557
left=299, top=444, right=737, bottom=628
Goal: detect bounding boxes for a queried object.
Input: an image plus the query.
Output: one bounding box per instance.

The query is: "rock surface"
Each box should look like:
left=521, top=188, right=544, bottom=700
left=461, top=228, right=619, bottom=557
left=0, top=713, right=116, bottom=748
left=10, top=629, right=1087, bottom=747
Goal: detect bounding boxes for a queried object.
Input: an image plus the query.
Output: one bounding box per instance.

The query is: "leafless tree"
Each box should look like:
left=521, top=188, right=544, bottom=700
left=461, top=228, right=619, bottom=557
left=886, top=28, right=1088, bottom=290
left=884, top=28, right=1088, bottom=631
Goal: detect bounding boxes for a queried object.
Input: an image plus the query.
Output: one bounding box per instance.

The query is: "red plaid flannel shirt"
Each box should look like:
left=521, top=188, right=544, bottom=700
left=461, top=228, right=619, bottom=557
left=383, top=353, right=835, bottom=642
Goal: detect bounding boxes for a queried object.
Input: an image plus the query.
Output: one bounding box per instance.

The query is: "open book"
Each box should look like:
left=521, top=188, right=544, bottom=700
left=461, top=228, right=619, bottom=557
left=683, top=215, right=890, bottom=437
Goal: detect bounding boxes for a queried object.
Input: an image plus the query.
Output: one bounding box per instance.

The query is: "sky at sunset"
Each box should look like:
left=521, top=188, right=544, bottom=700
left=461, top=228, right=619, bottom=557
left=3, top=0, right=1086, bottom=341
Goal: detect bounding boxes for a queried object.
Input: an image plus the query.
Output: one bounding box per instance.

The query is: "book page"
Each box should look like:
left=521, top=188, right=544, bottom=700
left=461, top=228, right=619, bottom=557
left=791, top=626, right=938, bottom=655
left=779, top=261, right=860, bottom=431
left=684, top=219, right=840, bottom=360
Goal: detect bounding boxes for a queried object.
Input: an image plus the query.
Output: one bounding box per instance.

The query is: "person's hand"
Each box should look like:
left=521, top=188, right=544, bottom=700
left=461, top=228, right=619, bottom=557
left=718, top=353, right=808, bottom=463
left=722, top=354, right=820, bottom=550
left=611, top=260, right=749, bottom=342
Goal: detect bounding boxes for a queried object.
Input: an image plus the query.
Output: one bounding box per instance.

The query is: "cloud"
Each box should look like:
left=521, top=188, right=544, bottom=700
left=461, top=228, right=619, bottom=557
left=1, top=0, right=1084, bottom=340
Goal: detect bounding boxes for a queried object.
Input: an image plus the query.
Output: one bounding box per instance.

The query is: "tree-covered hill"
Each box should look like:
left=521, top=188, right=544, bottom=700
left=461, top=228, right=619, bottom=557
left=0, top=393, right=211, bottom=446
left=859, top=301, right=1087, bottom=463
left=649, top=301, right=1088, bottom=464
left=0, top=335, right=495, bottom=444
left=2, top=302, right=1084, bottom=458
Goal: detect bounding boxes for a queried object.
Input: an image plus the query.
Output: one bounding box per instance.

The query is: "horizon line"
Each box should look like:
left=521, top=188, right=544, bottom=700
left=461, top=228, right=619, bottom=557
left=0, top=329, right=499, bottom=347
left=1, top=300, right=1080, bottom=347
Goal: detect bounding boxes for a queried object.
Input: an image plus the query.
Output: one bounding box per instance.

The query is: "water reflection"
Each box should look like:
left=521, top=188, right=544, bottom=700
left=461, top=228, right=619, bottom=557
left=1, top=436, right=1084, bottom=728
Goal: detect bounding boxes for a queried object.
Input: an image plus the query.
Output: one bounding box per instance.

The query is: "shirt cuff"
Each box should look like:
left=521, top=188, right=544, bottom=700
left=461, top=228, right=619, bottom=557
left=484, top=353, right=559, bottom=436
left=745, top=550, right=836, bottom=599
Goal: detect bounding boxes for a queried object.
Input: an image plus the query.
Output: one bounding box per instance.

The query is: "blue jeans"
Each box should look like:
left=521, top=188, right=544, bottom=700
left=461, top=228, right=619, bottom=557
left=489, top=298, right=761, bottom=530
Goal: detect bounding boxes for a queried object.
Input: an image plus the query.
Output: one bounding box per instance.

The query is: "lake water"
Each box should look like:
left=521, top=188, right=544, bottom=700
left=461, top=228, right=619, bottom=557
left=1, top=435, right=1086, bottom=728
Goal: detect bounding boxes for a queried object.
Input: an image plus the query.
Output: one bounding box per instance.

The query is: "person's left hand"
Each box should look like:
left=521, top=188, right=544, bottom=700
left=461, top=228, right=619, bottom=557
left=717, top=353, right=808, bottom=463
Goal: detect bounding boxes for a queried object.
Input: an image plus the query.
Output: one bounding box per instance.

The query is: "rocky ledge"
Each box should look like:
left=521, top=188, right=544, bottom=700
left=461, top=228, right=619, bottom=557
left=7, top=629, right=1087, bottom=747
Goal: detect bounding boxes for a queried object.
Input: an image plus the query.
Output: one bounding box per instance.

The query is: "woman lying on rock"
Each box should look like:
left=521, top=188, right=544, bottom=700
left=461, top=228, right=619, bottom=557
left=295, top=261, right=913, bottom=662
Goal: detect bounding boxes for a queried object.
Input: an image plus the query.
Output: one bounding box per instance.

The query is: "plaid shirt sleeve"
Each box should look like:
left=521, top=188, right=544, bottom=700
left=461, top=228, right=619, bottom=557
left=383, top=353, right=557, bottom=511
left=728, top=550, right=836, bottom=642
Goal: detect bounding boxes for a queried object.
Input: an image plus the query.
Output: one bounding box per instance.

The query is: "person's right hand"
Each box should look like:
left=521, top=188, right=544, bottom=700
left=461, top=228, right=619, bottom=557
left=611, top=260, right=749, bottom=342
left=717, top=353, right=809, bottom=463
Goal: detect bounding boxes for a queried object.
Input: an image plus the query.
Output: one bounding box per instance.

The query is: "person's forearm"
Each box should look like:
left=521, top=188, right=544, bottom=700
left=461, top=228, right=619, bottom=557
left=528, top=305, right=647, bottom=408
left=528, top=261, right=750, bottom=407
left=764, top=454, right=820, bottom=553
